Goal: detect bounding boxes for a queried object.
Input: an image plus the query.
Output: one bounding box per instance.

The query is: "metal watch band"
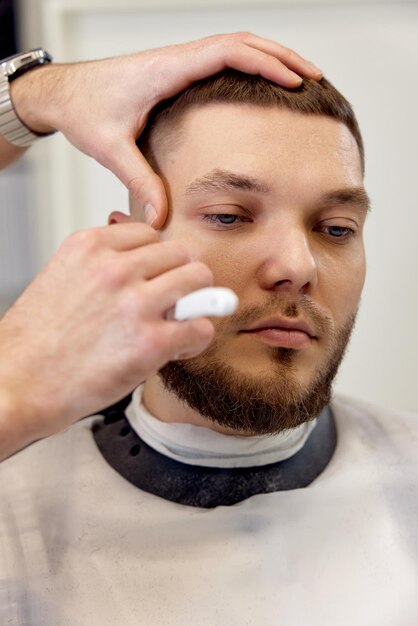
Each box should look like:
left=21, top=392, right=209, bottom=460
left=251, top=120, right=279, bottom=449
left=0, top=49, right=54, bottom=148
left=0, top=73, right=40, bottom=147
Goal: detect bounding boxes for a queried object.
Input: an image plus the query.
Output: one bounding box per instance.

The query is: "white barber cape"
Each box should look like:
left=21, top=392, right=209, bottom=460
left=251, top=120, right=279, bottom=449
left=1, top=390, right=418, bottom=626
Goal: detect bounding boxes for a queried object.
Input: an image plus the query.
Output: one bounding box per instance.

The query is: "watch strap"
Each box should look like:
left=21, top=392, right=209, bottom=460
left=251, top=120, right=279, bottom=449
left=0, top=74, right=41, bottom=147
left=0, top=49, right=55, bottom=148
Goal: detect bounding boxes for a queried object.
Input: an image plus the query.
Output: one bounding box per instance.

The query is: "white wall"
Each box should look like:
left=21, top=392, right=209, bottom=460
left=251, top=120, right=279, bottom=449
left=0, top=160, right=35, bottom=312
left=19, top=0, right=418, bottom=411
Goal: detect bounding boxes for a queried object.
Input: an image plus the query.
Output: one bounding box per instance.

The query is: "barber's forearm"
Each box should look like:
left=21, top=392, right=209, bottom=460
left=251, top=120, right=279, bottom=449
left=0, top=387, right=30, bottom=461
left=0, top=382, right=56, bottom=461
left=0, top=132, right=27, bottom=169
left=9, top=64, right=57, bottom=135
left=0, top=65, right=57, bottom=170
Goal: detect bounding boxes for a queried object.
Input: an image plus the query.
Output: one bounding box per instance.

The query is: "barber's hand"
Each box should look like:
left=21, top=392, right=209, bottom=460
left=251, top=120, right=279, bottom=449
left=10, top=32, right=322, bottom=226
left=0, top=223, right=215, bottom=460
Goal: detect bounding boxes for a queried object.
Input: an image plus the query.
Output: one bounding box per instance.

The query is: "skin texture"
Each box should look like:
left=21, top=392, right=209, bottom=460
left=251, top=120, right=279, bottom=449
left=115, top=104, right=368, bottom=435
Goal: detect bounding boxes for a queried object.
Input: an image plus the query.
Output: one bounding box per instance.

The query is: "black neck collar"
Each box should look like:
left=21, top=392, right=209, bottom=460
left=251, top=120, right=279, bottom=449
left=92, top=394, right=337, bottom=508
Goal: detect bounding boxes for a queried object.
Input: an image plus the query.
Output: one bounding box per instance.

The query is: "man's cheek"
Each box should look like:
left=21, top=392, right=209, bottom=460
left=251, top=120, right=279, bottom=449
left=197, top=246, right=247, bottom=284
left=161, top=221, right=250, bottom=287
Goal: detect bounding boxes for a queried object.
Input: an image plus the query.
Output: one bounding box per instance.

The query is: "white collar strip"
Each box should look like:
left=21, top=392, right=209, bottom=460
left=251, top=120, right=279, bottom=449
left=125, top=385, right=317, bottom=469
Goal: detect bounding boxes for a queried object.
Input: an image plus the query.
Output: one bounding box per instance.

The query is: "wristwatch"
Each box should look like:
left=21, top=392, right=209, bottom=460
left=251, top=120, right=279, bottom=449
left=0, top=48, right=55, bottom=148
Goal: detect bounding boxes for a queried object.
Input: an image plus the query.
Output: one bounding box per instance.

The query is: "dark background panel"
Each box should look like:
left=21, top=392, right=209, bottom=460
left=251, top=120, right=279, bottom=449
left=0, top=0, right=18, bottom=57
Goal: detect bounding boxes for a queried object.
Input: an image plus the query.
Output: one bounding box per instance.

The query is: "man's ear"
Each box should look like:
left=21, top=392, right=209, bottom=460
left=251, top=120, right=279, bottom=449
left=107, top=211, right=133, bottom=225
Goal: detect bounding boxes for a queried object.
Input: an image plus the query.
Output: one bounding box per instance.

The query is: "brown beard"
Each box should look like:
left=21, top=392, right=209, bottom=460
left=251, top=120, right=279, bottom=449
left=158, top=298, right=358, bottom=435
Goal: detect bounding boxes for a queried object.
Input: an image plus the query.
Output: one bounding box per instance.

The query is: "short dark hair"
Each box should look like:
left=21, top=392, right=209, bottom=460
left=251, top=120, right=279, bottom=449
left=137, top=70, right=364, bottom=175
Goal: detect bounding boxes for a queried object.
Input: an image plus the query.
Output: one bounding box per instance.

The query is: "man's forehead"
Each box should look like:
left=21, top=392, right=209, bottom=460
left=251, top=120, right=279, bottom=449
left=158, top=104, right=363, bottom=182
left=176, top=102, right=356, bottom=146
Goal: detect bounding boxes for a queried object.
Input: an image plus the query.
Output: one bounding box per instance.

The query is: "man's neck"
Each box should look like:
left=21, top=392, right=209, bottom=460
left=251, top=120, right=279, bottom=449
left=142, top=376, right=260, bottom=437
left=93, top=386, right=336, bottom=506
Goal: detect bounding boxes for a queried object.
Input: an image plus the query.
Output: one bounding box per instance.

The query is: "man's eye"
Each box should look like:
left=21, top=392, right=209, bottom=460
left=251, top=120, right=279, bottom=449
left=319, top=225, right=356, bottom=239
left=202, top=214, right=249, bottom=227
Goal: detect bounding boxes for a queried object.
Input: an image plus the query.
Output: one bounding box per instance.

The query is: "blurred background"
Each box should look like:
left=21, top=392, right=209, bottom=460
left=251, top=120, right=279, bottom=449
left=1, top=0, right=417, bottom=411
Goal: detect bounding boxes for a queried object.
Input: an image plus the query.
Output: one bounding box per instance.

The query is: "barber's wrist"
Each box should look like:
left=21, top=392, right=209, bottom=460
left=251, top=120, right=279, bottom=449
left=0, top=386, right=29, bottom=461
left=9, top=64, right=58, bottom=135
left=0, top=380, right=58, bottom=461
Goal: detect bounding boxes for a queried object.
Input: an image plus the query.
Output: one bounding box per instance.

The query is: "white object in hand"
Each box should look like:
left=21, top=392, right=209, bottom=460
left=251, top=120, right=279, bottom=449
left=173, top=287, right=238, bottom=321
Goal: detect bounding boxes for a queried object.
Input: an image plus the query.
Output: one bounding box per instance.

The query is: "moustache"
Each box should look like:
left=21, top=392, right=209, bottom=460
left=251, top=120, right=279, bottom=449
left=216, top=293, right=333, bottom=338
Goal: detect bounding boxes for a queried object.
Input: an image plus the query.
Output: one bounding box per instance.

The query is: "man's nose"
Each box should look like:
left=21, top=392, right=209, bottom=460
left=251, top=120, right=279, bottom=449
left=254, top=222, right=318, bottom=294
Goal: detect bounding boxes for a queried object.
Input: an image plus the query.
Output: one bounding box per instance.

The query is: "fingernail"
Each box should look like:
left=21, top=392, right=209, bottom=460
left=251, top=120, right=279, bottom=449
left=173, top=352, right=189, bottom=361
left=144, top=202, right=157, bottom=226
left=173, top=349, right=199, bottom=361
left=310, top=63, right=323, bottom=76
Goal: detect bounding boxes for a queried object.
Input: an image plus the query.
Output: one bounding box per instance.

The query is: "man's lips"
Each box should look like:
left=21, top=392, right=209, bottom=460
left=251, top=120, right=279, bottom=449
left=239, top=318, right=317, bottom=349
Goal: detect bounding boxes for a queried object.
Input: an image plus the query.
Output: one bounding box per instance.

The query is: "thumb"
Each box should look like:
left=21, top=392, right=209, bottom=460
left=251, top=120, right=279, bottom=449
left=102, top=140, right=169, bottom=229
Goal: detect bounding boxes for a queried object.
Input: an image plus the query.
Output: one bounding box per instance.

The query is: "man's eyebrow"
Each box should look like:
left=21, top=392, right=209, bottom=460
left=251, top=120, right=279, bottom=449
left=319, top=187, right=371, bottom=213
left=185, top=169, right=271, bottom=196
left=184, top=170, right=371, bottom=213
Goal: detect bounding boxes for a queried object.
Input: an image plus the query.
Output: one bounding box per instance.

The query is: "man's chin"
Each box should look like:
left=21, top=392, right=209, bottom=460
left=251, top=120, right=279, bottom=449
left=220, top=347, right=316, bottom=390
left=158, top=312, right=357, bottom=435
left=158, top=356, right=332, bottom=435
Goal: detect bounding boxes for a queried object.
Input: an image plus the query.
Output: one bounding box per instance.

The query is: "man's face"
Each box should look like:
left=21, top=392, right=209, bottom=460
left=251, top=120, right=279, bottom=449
left=131, top=104, right=367, bottom=434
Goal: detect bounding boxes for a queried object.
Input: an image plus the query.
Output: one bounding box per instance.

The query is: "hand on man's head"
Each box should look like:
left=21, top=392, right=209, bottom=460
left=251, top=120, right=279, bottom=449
left=10, top=33, right=322, bottom=228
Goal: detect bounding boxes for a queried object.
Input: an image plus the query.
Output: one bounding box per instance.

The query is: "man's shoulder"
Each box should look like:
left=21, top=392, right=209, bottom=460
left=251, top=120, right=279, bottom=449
left=332, top=392, right=417, bottom=418
left=331, top=392, right=418, bottom=438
